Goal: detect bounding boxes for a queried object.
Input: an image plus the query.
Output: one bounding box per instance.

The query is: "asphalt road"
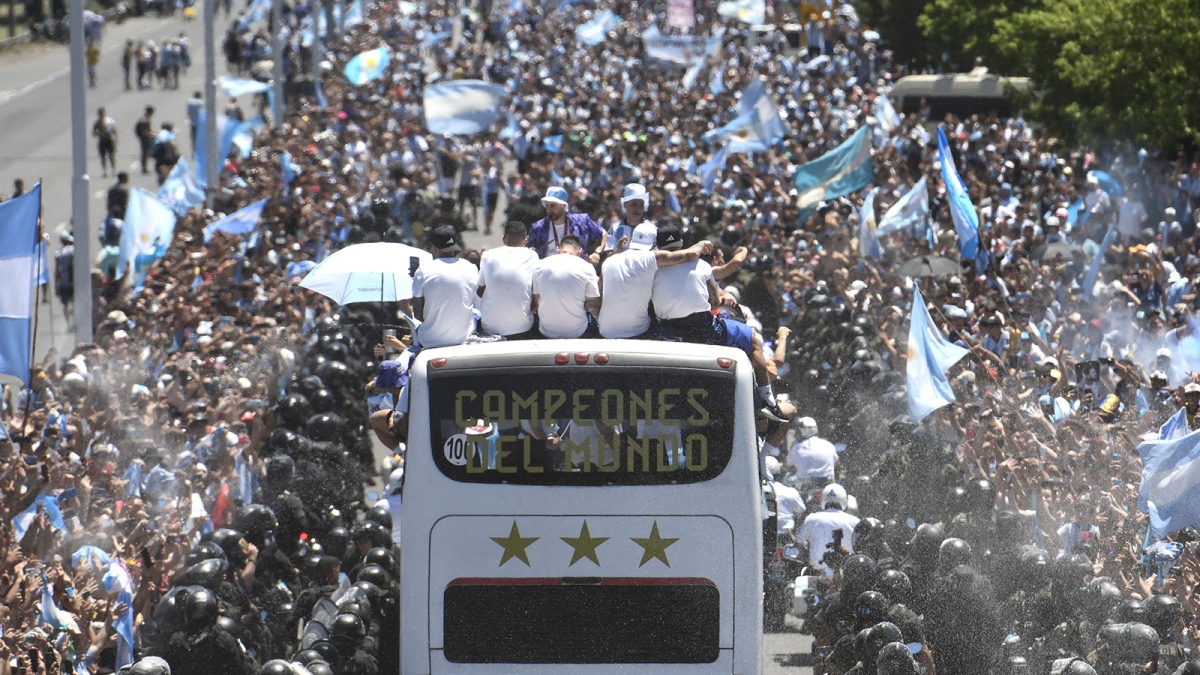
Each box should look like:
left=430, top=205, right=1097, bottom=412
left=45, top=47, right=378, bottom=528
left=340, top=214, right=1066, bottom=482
left=0, top=8, right=238, bottom=370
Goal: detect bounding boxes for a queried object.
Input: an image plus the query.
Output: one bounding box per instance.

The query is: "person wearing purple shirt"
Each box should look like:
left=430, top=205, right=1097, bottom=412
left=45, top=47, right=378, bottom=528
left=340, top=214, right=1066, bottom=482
left=526, top=186, right=606, bottom=262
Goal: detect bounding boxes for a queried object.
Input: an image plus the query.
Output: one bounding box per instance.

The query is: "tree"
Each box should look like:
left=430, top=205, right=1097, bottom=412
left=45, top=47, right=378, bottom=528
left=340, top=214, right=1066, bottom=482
left=916, top=0, right=1032, bottom=73
left=856, top=0, right=931, bottom=69
left=993, top=0, right=1200, bottom=150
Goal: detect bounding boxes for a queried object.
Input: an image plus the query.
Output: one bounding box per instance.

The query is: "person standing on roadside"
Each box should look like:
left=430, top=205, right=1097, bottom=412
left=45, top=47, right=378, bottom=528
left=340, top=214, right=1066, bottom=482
left=85, top=41, right=100, bottom=88
left=122, top=39, right=135, bottom=90
left=93, top=108, right=118, bottom=178
left=107, top=172, right=130, bottom=219
left=186, top=91, right=203, bottom=152
left=135, top=106, right=156, bottom=175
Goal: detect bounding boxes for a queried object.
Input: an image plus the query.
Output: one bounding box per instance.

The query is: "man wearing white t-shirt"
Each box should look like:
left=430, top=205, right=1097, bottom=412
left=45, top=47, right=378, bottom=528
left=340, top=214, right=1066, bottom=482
left=651, top=226, right=722, bottom=336
left=412, top=226, right=478, bottom=349
left=532, top=235, right=600, bottom=338
left=606, top=183, right=656, bottom=252
left=477, top=220, right=539, bottom=338
left=598, top=222, right=712, bottom=339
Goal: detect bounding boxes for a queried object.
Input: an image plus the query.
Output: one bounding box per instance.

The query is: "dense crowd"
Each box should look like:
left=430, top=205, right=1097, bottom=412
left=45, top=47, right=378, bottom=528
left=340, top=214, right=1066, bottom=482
left=3, top=0, right=1200, bottom=674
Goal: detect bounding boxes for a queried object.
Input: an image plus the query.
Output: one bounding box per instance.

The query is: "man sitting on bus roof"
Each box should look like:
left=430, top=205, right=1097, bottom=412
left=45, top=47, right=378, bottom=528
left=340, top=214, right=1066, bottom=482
left=651, top=226, right=784, bottom=420
left=597, top=222, right=712, bottom=339
left=412, top=226, right=478, bottom=349
left=532, top=234, right=601, bottom=339
left=477, top=220, right=539, bottom=340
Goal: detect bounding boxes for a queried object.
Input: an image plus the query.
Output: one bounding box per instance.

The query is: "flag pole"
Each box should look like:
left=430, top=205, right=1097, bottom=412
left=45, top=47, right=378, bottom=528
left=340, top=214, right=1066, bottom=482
left=20, top=180, right=46, bottom=441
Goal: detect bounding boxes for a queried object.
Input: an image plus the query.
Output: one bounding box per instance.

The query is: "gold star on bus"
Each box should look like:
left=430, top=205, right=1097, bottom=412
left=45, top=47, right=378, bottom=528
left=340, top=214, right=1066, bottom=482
left=490, top=521, right=538, bottom=567
left=561, top=521, right=609, bottom=566
left=631, top=521, right=679, bottom=567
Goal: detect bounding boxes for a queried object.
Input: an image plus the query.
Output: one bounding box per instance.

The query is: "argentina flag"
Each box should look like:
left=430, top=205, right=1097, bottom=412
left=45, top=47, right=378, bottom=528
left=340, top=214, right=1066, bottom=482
left=793, top=127, right=873, bottom=212
left=906, top=286, right=969, bottom=423
left=1138, top=425, right=1200, bottom=537
left=0, top=183, right=39, bottom=384
left=344, top=47, right=391, bottom=86
left=119, top=189, right=176, bottom=288
left=156, top=157, right=206, bottom=215
left=877, top=176, right=929, bottom=236
left=424, top=80, right=509, bottom=135
left=204, top=199, right=267, bottom=243
left=937, top=128, right=979, bottom=260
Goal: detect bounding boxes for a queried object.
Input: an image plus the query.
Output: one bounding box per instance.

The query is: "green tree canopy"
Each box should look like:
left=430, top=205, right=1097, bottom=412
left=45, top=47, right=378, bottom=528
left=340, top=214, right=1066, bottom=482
left=993, top=0, right=1200, bottom=150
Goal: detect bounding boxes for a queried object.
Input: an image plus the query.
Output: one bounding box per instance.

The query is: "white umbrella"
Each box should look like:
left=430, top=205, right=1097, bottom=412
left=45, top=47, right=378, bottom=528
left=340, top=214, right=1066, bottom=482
left=299, top=242, right=433, bottom=304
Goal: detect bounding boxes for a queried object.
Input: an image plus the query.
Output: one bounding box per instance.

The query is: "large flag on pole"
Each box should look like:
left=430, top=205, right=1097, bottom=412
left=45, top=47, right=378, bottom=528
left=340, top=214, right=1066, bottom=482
left=793, top=127, right=874, bottom=212
left=937, top=127, right=979, bottom=260
left=877, top=177, right=929, bottom=236
left=119, top=189, right=176, bottom=288
left=1138, top=427, right=1200, bottom=538
left=858, top=188, right=882, bottom=260
left=423, top=80, right=509, bottom=135
left=906, top=286, right=969, bottom=422
left=0, top=183, right=40, bottom=384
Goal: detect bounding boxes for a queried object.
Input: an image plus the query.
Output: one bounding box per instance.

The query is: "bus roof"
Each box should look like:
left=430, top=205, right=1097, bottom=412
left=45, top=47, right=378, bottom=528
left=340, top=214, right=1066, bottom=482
left=412, top=338, right=748, bottom=372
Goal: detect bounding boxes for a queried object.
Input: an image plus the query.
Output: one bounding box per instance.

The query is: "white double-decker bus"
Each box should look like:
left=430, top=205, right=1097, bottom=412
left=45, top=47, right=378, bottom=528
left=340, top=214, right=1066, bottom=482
left=399, top=339, right=763, bottom=674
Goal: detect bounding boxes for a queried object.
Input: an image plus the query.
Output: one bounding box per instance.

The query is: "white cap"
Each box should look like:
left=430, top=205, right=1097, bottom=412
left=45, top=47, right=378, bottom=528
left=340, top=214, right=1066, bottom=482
left=621, top=183, right=650, bottom=206
left=1158, top=348, right=1172, bottom=359
left=627, top=222, right=658, bottom=250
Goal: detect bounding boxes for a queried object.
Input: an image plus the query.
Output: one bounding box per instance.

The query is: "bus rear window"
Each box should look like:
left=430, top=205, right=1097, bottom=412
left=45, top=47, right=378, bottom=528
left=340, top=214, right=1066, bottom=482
left=427, top=369, right=736, bottom=485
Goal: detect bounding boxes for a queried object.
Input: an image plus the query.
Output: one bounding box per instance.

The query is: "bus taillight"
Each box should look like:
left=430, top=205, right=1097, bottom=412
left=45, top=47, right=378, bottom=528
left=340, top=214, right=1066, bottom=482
left=554, top=353, right=570, bottom=364
left=593, top=353, right=609, bottom=364
left=574, top=352, right=590, bottom=364
left=717, top=357, right=734, bottom=368
left=431, top=358, right=448, bottom=368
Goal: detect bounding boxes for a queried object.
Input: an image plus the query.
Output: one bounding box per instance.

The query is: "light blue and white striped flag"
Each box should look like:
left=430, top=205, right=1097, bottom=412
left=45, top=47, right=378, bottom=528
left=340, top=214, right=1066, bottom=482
left=0, top=183, right=39, bottom=384
left=236, top=0, right=270, bottom=31
left=12, top=493, right=66, bottom=540
left=344, top=47, right=391, bottom=85
left=1161, top=407, right=1189, bottom=441
left=217, top=76, right=272, bottom=98
left=194, top=111, right=244, bottom=187
left=877, top=177, right=929, bottom=236
left=698, top=144, right=728, bottom=194
left=703, top=78, right=787, bottom=153
left=156, top=157, right=206, bottom=215
left=858, top=188, right=882, bottom=260
left=793, top=127, right=874, bottom=211
left=39, top=571, right=78, bottom=632
left=423, top=80, right=509, bottom=135
left=102, top=562, right=135, bottom=669
left=575, top=9, right=618, bottom=45
left=1082, top=222, right=1117, bottom=298
left=937, top=127, right=979, bottom=260
left=906, top=286, right=969, bottom=422
left=1138, top=425, right=1200, bottom=537
left=204, top=199, right=267, bottom=243
left=543, top=135, right=564, bottom=153
left=119, top=189, right=176, bottom=288
left=876, top=93, right=901, bottom=132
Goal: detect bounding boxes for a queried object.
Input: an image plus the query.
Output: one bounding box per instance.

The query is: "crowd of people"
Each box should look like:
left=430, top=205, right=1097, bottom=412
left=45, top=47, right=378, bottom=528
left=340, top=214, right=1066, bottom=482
left=4, top=0, right=1200, bottom=673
